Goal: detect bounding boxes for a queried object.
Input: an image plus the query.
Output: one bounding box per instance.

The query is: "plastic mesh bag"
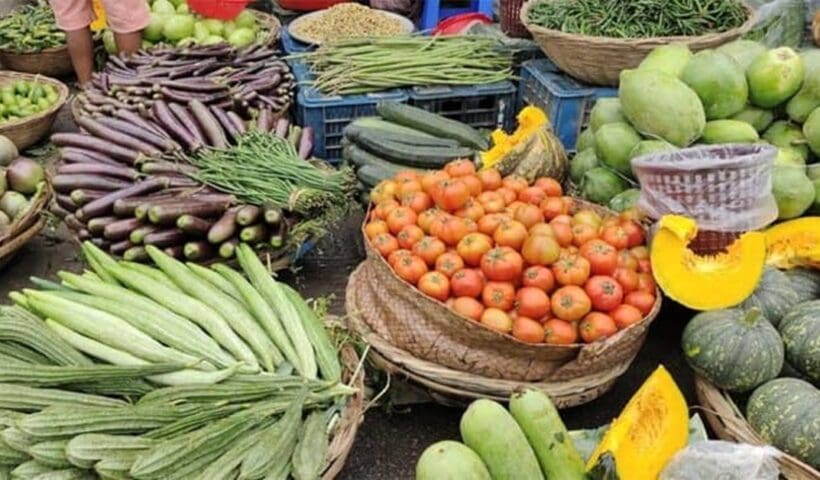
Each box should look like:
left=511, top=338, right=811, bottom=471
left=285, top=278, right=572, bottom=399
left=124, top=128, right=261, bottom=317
left=744, top=0, right=811, bottom=48
left=660, top=441, right=781, bottom=480
left=632, top=144, right=778, bottom=232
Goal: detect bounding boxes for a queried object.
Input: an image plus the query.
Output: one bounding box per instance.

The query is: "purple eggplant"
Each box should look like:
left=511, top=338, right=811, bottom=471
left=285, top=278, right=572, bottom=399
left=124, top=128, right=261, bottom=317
left=147, top=199, right=232, bottom=225
left=122, top=246, right=149, bottom=262
left=56, top=194, right=78, bottom=211
left=60, top=148, right=122, bottom=166
left=207, top=207, right=239, bottom=244
left=209, top=106, right=240, bottom=141
left=103, top=218, right=143, bottom=241
left=183, top=241, right=214, bottom=261
left=274, top=118, right=289, bottom=138
left=110, top=239, right=134, bottom=255
left=69, top=189, right=107, bottom=206
left=176, top=214, right=213, bottom=237
left=151, top=101, right=201, bottom=151
left=57, top=163, right=140, bottom=181
left=168, top=103, right=206, bottom=147
left=95, top=116, right=179, bottom=152
left=188, top=99, right=227, bottom=148
left=64, top=215, right=86, bottom=231
left=53, top=174, right=131, bottom=194
left=77, top=176, right=170, bottom=221
left=298, top=127, right=314, bottom=160
left=257, top=108, right=273, bottom=132
left=87, top=216, right=118, bottom=236
left=51, top=133, right=140, bottom=165
left=236, top=205, right=261, bottom=226
left=143, top=229, right=186, bottom=248
left=139, top=161, right=197, bottom=176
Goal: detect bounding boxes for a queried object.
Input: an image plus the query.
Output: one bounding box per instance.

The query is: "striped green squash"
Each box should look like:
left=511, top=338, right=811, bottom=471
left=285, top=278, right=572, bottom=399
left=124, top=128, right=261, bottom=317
left=779, top=300, right=820, bottom=385
left=741, top=267, right=800, bottom=327
left=784, top=268, right=820, bottom=303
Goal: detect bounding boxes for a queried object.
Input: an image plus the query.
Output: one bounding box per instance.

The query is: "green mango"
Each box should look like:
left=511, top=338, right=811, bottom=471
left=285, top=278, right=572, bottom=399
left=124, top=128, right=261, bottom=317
left=629, top=139, right=677, bottom=160
left=804, top=107, right=820, bottom=157
left=575, top=128, right=595, bottom=152
left=746, top=47, right=805, bottom=108
left=808, top=163, right=820, bottom=181
left=588, top=98, right=626, bottom=133
left=731, top=105, right=775, bottom=133
left=716, top=39, right=767, bottom=71
left=771, top=165, right=814, bottom=219
left=608, top=188, right=640, bottom=212
left=700, top=120, right=760, bottom=144
left=774, top=147, right=807, bottom=167
left=581, top=167, right=628, bottom=205
left=570, top=148, right=599, bottom=184
left=763, top=120, right=809, bottom=163
left=594, top=122, right=642, bottom=176
left=638, top=43, right=693, bottom=78
left=811, top=179, right=820, bottom=214
left=681, top=50, right=748, bottom=120
left=193, top=22, right=210, bottom=42
left=143, top=13, right=167, bottom=43
left=152, top=0, right=175, bottom=14
left=785, top=50, right=820, bottom=123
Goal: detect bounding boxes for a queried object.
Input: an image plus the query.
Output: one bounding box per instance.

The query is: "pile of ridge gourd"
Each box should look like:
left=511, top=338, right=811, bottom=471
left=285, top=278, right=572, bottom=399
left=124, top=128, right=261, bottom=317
left=570, top=40, right=820, bottom=219
left=681, top=266, right=820, bottom=469
left=0, top=241, right=355, bottom=479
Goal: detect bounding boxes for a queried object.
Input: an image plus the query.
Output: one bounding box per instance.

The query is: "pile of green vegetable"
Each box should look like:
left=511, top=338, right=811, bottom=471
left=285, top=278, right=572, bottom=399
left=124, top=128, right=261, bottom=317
left=526, top=0, right=749, bottom=38
left=570, top=41, right=820, bottom=218
left=301, top=35, right=515, bottom=95
left=0, top=1, right=65, bottom=53
left=0, top=241, right=358, bottom=478
left=0, top=149, right=47, bottom=241
left=0, top=80, right=60, bottom=125
left=342, top=102, right=486, bottom=191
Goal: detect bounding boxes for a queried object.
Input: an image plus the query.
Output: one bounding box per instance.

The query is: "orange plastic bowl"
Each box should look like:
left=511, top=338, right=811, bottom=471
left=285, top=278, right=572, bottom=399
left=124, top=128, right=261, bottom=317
left=187, top=0, right=252, bottom=20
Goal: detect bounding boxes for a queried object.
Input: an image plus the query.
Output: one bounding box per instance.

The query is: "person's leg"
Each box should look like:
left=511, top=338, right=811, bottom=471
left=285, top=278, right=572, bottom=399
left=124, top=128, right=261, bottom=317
left=103, top=0, right=151, bottom=54
left=48, top=0, right=95, bottom=86
left=114, top=32, right=143, bottom=55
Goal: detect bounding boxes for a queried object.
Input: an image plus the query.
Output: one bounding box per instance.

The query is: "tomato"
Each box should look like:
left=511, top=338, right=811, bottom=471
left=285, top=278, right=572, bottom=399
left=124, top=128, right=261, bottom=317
left=521, top=234, right=561, bottom=266
left=454, top=199, right=485, bottom=222
left=394, top=171, right=419, bottom=183
left=397, top=224, right=424, bottom=250
left=630, top=245, right=649, bottom=260
left=624, top=291, right=655, bottom=315
left=580, top=239, right=618, bottom=276
left=561, top=196, right=574, bottom=212
left=620, top=220, right=646, bottom=248
left=512, top=317, right=545, bottom=343
left=371, top=180, right=398, bottom=204
left=513, top=203, right=545, bottom=229
left=364, top=220, right=389, bottom=239
left=480, top=247, right=524, bottom=282
left=601, top=225, right=629, bottom=250
left=372, top=200, right=399, bottom=220
left=396, top=178, right=422, bottom=198
left=543, top=319, right=578, bottom=344
left=572, top=210, right=602, bottom=229
left=493, top=220, right=528, bottom=250
left=552, top=255, right=591, bottom=286
left=451, top=268, right=484, bottom=298
left=481, top=281, right=516, bottom=310
left=612, top=267, right=639, bottom=294
left=460, top=175, right=483, bottom=197
left=540, top=197, right=567, bottom=220
left=515, top=287, right=551, bottom=320
left=418, top=271, right=450, bottom=302
left=522, top=266, right=555, bottom=292
left=417, top=209, right=441, bottom=234
left=400, top=191, right=432, bottom=213
left=387, top=248, right=412, bottom=267
left=457, top=232, right=493, bottom=267
left=600, top=216, right=621, bottom=230
left=371, top=233, right=399, bottom=257
left=393, top=255, right=428, bottom=284
left=610, top=304, right=643, bottom=329
left=463, top=218, right=478, bottom=234
left=505, top=201, right=527, bottom=217
left=616, top=250, right=639, bottom=271
left=431, top=179, right=470, bottom=212
left=550, top=285, right=591, bottom=322
left=518, top=187, right=547, bottom=205
left=452, top=297, right=484, bottom=321
left=435, top=251, right=465, bottom=277
left=584, top=275, right=624, bottom=312
left=445, top=159, right=477, bottom=177
left=412, top=236, right=447, bottom=266
left=385, top=206, right=418, bottom=235
left=431, top=215, right=470, bottom=246
left=477, top=213, right=510, bottom=236
left=477, top=191, right=505, bottom=213
left=420, top=170, right=450, bottom=195
left=637, top=273, right=656, bottom=294
left=550, top=214, right=572, bottom=225
left=619, top=207, right=645, bottom=223
left=529, top=223, right=555, bottom=238
left=534, top=177, right=563, bottom=197
left=571, top=223, right=598, bottom=247
left=480, top=308, right=513, bottom=333
left=496, top=187, right=517, bottom=205
left=502, top=175, right=528, bottom=192
left=550, top=222, right=573, bottom=247
left=579, top=312, right=617, bottom=343
left=477, top=169, right=503, bottom=191
left=637, top=259, right=652, bottom=274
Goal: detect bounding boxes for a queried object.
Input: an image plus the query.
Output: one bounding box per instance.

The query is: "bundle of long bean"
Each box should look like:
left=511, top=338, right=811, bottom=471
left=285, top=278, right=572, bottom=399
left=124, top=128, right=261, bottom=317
left=0, top=1, right=65, bottom=53
left=0, top=242, right=355, bottom=478
left=526, top=0, right=749, bottom=38
left=301, top=35, right=515, bottom=95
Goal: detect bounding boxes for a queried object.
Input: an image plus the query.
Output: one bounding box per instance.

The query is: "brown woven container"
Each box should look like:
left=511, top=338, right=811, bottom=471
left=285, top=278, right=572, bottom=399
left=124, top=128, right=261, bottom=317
left=323, top=343, right=366, bottom=479
left=0, top=71, right=70, bottom=150
left=0, top=179, right=52, bottom=270
left=694, top=375, right=819, bottom=480
left=501, top=0, right=530, bottom=38
left=0, top=46, right=74, bottom=77
left=519, top=1, right=755, bottom=86
left=253, top=10, right=283, bottom=44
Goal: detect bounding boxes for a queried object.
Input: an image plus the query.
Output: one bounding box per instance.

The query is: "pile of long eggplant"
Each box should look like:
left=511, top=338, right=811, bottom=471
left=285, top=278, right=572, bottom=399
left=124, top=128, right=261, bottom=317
left=0, top=241, right=357, bottom=479
left=76, top=43, right=294, bottom=119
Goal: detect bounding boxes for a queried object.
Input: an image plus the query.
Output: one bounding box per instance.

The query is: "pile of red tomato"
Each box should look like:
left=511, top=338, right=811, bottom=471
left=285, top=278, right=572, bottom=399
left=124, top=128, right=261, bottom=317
left=364, top=160, right=657, bottom=345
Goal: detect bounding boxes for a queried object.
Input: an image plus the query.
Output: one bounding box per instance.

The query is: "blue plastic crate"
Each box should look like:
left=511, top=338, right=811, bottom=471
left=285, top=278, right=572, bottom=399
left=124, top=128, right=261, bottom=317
left=290, top=60, right=409, bottom=163
left=280, top=28, right=312, bottom=54
left=407, top=82, right=517, bottom=132
left=517, top=59, right=618, bottom=151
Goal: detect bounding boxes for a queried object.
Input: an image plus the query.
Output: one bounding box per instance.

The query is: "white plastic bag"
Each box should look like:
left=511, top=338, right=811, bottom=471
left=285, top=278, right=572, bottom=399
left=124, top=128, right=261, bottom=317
left=660, top=441, right=781, bottom=480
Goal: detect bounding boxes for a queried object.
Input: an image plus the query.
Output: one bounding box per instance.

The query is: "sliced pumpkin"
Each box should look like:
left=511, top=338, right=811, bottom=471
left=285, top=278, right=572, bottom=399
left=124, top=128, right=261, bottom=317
left=480, top=106, right=549, bottom=170
left=650, top=215, right=766, bottom=311
left=764, top=217, right=820, bottom=270
left=586, top=365, right=689, bottom=480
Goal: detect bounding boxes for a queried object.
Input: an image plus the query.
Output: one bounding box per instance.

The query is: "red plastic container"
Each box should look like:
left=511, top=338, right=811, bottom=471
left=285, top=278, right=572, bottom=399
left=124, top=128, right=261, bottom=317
left=432, top=13, right=492, bottom=35
left=187, top=0, right=252, bottom=20
left=277, top=0, right=349, bottom=12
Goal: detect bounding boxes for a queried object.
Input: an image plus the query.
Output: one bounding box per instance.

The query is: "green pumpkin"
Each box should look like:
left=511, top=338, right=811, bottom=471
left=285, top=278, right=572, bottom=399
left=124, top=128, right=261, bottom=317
left=740, top=266, right=800, bottom=327
left=682, top=308, right=783, bottom=392
left=779, top=300, right=820, bottom=385
left=784, top=268, right=820, bottom=303
left=779, top=359, right=812, bottom=383
left=747, top=378, right=820, bottom=468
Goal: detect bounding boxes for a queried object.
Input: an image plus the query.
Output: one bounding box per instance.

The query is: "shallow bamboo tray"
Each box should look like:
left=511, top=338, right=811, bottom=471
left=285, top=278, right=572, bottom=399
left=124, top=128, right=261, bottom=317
left=694, top=375, right=820, bottom=480
left=0, top=45, right=74, bottom=77
left=0, top=71, right=70, bottom=150
left=0, top=179, right=52, bottom=270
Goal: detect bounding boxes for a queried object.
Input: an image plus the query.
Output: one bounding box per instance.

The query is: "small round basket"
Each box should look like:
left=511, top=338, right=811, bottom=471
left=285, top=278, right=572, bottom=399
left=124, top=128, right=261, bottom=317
left=0, top=45, right=74, bottom=77
left=323, top=342, right=366, bottom=479
left=0, top=71, right=70, bottom=150
left=519, top=0, right=756, bottom=86
left=0, top=179, right=52, bottom=270
left=346, top=199, right=661, bottom=407
left=501, top=0, right=530, bottom=38
left=694, top=375, right=820, bottom=480
left=253, top=10, right=283, bottom=44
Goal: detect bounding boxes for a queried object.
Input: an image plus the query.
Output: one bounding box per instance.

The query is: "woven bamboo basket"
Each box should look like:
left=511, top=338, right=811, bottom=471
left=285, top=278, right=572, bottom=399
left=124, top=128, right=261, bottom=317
left=0, top=45, right=74, bottom=77
left=0, top=71, right=69, bottom=150
left=0, top=179, right=52, bottom=270
left=347, top=199, right=661, bottom=406
left=694, top=375, right=819, bottom=480
left=323, top=343, right=366, bottom=479
left=519, top=1, right=756, bottom=86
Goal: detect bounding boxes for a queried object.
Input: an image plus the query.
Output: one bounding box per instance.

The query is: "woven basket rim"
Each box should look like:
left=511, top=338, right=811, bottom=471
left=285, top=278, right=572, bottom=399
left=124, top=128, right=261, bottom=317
left=0, top=71, right=70, bottom=132
left=520, top=0, right=756, bottom=46
left=693, top=374, right=820, bottom=479
left=322, top=342, right=365, bottom=480
left=0, top=179, right=52, bottom=266
left=632, top=143, right=777, bottom=171
left=0, top=44, right=69, bottom=55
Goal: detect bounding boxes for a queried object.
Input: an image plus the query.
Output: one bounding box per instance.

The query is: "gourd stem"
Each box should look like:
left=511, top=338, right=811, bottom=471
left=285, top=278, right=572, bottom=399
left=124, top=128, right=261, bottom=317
left=743, top=307, right=763, bottom=326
